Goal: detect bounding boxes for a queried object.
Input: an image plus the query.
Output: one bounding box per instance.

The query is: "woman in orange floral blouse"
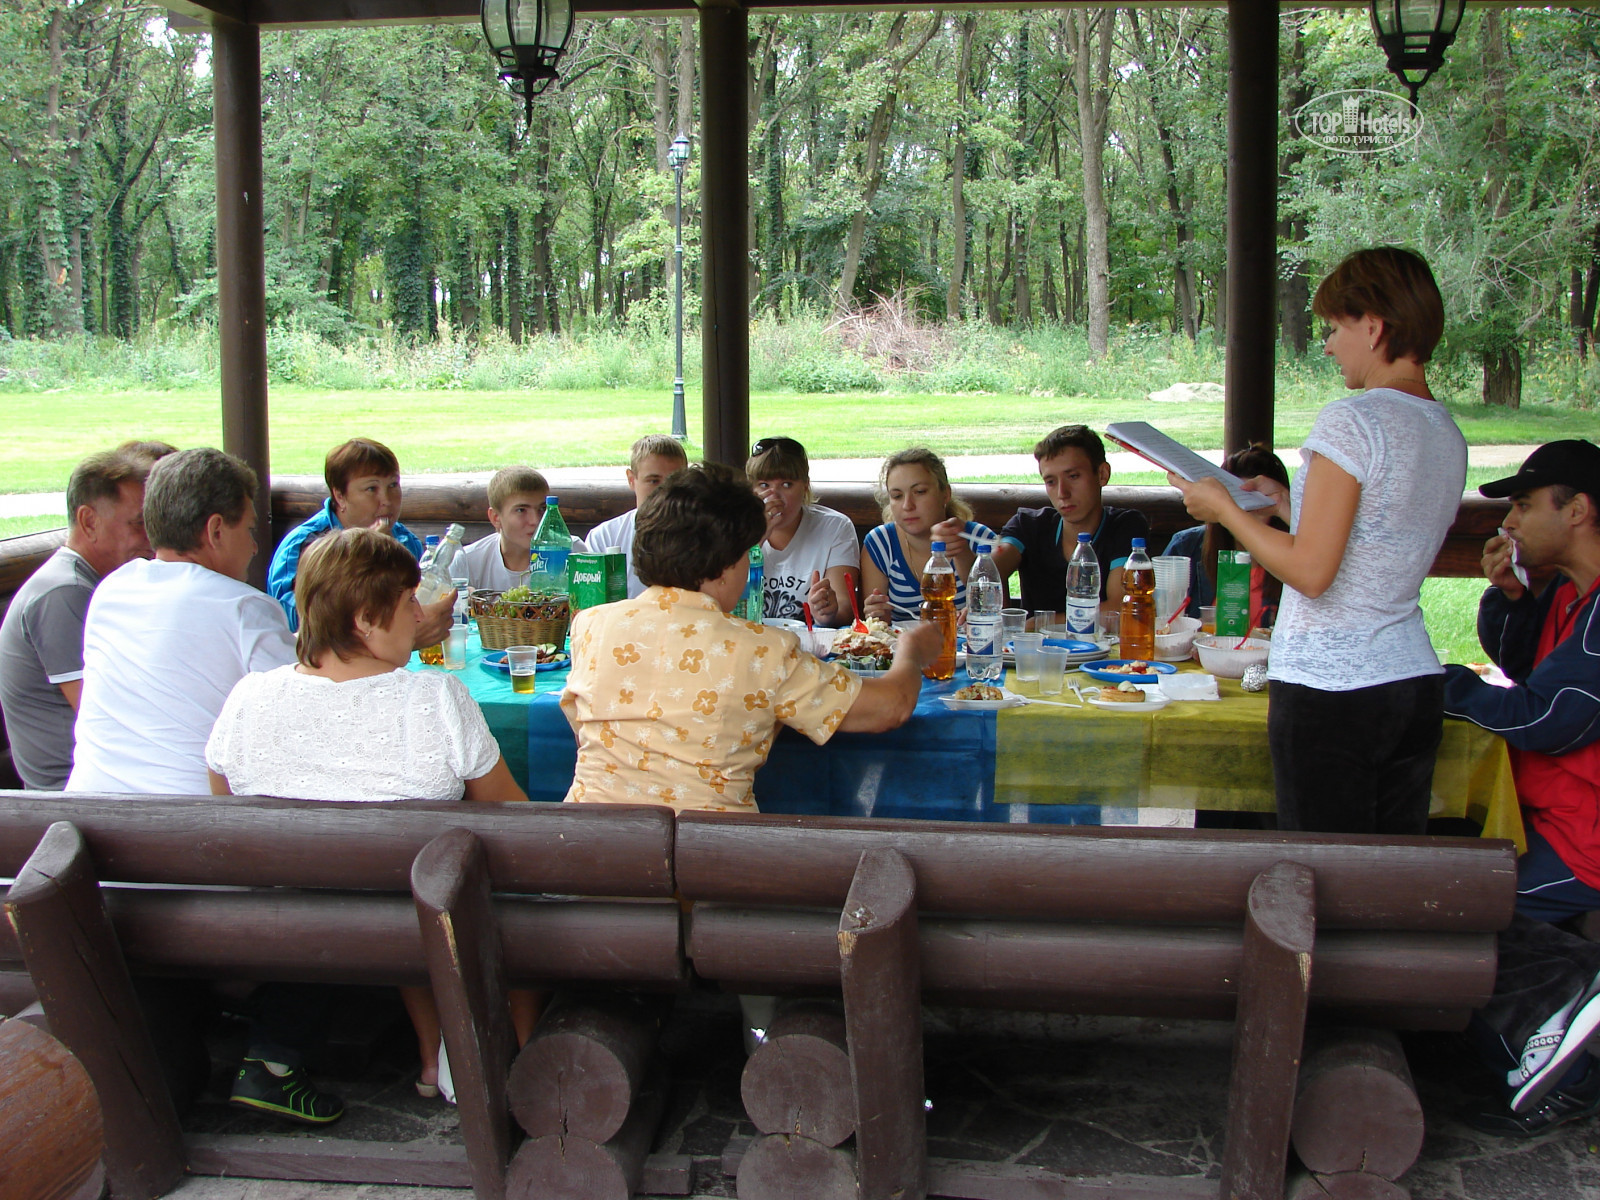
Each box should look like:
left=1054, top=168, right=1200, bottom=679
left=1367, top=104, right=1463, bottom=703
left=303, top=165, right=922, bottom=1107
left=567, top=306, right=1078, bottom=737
left=560, top=462, right=939, bottom=812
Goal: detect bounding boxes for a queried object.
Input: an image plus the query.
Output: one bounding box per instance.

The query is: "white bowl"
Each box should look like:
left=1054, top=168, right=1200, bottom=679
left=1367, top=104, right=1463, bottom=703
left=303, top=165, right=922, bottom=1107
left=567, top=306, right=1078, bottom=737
left=1192, top=634, right=1270, bottom=679
left=1155, top=615, right=1201, bottom=659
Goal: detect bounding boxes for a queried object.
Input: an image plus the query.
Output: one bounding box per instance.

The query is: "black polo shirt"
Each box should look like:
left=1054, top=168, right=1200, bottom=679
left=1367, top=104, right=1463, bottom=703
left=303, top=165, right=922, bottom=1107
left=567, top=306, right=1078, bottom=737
left=999, top=505, right=1150, bottom=610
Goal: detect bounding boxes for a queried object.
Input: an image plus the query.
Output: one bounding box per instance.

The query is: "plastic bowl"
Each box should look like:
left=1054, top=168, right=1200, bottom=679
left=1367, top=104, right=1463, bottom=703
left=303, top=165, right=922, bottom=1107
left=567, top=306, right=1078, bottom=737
left=1192, top=633, right=1270, bottom=679
left=1155, top=615, right=1201, bottom=659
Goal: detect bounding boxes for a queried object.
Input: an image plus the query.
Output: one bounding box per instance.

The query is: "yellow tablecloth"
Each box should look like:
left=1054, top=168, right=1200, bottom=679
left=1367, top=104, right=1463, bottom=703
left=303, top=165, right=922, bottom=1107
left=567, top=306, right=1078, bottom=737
left=994, top=666, right=1525, bottom=849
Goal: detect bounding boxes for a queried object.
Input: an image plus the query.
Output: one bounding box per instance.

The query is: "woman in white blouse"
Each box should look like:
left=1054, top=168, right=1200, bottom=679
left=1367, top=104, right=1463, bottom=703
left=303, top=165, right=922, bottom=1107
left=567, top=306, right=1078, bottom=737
left=207, top=527, right=530, bottom=1097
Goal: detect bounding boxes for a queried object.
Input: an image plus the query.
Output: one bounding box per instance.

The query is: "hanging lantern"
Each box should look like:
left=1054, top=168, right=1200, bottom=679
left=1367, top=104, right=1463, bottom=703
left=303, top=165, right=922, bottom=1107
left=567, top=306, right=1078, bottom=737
left=482, top=0, right=574, bottom=125
left=1370, top=0, right=1466, bottom=106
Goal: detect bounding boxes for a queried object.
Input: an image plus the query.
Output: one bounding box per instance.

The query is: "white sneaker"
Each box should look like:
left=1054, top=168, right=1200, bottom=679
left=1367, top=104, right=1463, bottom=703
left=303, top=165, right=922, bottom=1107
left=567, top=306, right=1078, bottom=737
left=1512, top=972, right=1600, bottom=1114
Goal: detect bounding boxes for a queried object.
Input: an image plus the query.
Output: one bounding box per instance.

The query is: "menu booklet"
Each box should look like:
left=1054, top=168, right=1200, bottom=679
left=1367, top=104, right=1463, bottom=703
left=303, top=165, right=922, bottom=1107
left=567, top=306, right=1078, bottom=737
left=1104, top=421, right=1277, bottom=513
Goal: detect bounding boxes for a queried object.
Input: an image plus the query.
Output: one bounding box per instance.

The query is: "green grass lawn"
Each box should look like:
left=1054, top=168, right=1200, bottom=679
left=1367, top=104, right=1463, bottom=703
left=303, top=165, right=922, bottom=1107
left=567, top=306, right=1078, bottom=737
left=0, top=384, right=1589, bottom=495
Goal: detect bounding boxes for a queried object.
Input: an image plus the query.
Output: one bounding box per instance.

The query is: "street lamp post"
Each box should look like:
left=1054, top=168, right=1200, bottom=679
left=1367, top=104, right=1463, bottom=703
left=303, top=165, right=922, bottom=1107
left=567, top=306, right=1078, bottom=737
left=668, top=133, right=690, bottom=442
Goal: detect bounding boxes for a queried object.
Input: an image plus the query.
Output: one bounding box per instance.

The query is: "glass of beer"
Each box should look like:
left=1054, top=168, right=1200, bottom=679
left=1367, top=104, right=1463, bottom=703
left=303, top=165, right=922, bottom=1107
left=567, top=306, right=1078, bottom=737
left=506, top=645, right=540, bottom=694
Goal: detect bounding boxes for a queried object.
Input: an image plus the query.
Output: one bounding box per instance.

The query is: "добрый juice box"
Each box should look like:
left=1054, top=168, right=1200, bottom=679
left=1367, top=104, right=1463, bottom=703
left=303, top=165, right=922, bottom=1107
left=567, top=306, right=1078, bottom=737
left=1215, top=550, right=1251, bottom=638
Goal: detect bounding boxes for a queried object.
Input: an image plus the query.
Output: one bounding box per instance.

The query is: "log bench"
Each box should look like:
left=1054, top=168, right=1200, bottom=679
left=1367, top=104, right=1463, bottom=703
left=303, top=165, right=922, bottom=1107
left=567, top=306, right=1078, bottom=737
left=0, top=792, right=685, bottom=1200
left=675, top=812, right=1518, bottom=1200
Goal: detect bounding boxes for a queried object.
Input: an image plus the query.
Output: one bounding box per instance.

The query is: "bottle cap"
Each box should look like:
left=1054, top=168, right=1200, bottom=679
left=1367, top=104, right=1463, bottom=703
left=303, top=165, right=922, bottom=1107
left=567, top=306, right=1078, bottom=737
left=931, top=540, right=947, bottom=552
left=1078, top=532, right=1091, bottom=542
left=547, top=496, right=559, bottom=505
left=425, top=535, right=440, bottom=545
left=1132, top=538, right=1146, bottom=549
left=974, top=541, right=991, bottom=554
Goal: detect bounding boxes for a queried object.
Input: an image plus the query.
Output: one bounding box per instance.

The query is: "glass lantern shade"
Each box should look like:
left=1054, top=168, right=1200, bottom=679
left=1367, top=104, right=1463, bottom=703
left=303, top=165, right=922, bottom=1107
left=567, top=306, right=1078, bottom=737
left=482, top=0, right=573, bottom=101
left=668, top=135, right=690, bottom=170
left=1370, top=0, right=1466, bottom=98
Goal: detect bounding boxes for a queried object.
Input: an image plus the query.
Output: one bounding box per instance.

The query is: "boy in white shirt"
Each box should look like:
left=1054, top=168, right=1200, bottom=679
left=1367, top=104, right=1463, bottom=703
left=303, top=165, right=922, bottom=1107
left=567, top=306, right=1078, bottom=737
left=583, top=435, right=690, bottom=599
left=458, top=467, right=586, bottom=592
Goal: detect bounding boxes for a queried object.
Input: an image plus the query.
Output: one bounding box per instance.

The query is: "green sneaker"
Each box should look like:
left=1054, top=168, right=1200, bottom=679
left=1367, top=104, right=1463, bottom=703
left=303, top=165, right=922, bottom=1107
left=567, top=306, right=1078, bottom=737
left=229, top=1058, right=345, bottom=1125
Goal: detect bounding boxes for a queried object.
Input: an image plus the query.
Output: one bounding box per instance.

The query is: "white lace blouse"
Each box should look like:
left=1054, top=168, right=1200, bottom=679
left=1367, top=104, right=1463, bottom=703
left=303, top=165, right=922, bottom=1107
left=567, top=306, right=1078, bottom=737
left=205, top=665, right=501, bottom=802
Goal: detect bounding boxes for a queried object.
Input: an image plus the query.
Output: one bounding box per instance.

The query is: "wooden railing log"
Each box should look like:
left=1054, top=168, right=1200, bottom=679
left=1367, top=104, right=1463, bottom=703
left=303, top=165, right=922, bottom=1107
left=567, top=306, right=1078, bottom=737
left=507, top=992, right=666, bottom=1142
left=1285, top=1170, right=1409, bottom=1200
left=412, top=828, right=515, bottom=1200
left=1290, top=1029, right=1423, bottom=1181
left=3, top=821, right=185, bottom=1199
left=0, top=889, right=685, bottom=988
left=735, top=1134, right=857, bottom=1200
left=504, top=1060, right=668, bottom=1200
left=674, top=813, right=1515, bottom=932
left=739, top=1000, right=854, bottom=1147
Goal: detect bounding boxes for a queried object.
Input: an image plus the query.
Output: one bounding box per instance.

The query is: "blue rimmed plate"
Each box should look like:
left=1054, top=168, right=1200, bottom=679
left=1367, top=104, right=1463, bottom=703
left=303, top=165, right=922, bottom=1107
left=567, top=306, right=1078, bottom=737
left=1078, top=659, right=1178, bottom=684
left=480, top=650, right=569, bottom=677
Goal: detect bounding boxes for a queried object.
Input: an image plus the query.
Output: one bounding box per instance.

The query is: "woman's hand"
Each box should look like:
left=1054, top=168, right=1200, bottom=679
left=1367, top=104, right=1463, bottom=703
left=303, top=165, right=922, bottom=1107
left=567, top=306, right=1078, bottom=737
left=413, top=591, right=457, bottom=650
left=863, top=589, right=893, bottom=622
left=807, top=570, right=839, bottom=625
left=1167, top=473, right=1238, bottom=524
left=894, top=619, right=942, bottom=673
left=930, top=517, right=968, bottom=547
left=1239, top=474, right=1292, bottom=525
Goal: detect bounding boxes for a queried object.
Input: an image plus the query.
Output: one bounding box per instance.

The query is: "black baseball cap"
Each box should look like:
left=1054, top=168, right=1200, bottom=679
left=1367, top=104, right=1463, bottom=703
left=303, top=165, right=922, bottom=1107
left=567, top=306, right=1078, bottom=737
left=1479, top=439, right=1600, bottom=501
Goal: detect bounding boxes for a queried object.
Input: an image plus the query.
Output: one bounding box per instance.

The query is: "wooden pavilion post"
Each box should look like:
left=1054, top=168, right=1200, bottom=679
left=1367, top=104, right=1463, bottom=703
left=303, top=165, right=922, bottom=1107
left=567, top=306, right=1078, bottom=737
left=213, top=15, right=272, bottom=590
left=698, top=0, right=750, bottom=468
left=1225, top=0, right=1278, bottom=455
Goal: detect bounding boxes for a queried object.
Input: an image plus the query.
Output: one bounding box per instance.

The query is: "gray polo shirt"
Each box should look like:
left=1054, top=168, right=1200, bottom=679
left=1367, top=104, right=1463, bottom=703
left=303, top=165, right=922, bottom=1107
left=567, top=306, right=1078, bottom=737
left=0, top=547, right=99, bottom=788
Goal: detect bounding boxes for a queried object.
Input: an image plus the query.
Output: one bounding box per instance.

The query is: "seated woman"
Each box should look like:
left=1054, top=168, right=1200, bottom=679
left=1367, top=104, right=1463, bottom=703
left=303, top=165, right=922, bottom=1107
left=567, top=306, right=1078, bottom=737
left=862, top=448, right=997, bottom=622
left=207, top=527, right=534, bottom=1097
left=561, top=462, right=939, bottom=813
left=267, top=438, right=448, bottom=639
left=747, top=437, right=859, bottom=626
left=1162, top=443, right=1291, bottom=626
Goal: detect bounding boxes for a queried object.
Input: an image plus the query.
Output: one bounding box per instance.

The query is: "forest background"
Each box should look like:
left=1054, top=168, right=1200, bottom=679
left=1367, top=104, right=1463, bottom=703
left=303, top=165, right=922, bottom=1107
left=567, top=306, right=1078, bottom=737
left=4, top=2, right=1600, bottom=660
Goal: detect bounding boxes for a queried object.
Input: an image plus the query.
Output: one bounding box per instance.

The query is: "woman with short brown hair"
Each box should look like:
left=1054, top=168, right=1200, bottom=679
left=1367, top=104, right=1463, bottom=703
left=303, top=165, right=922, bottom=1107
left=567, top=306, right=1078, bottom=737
left=1168, top=246, right=1466, bottom=835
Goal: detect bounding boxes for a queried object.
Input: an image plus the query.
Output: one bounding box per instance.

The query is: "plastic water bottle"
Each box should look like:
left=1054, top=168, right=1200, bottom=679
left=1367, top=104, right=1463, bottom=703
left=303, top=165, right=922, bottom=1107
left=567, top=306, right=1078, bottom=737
left=965, top=542, right=1004, bottom=683
left=737, top=546, right=765, bottom=621
left=1119, top=538, right=1157, bottom=661
left=529, top=496, right=572, bottom=596
left=920, top=540, right=957, bottom=682
left=1064, top=532, right=1101, bottom=639
left=415, top=524, right=466, bottom=605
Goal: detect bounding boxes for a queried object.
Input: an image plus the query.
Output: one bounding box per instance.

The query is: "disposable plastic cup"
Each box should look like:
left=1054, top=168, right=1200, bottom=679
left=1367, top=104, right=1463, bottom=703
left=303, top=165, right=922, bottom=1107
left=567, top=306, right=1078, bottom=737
left=443, top=624, right=468, bottom=670
left=1033, top=609, right=1059, bottom=635
left=1013, top=632, right=1045, bottom=682
left=1001, top=608, right=1027, bottom=642
left=1037, top=646, right=1069, bottom=695
left=506, top=645, right=540, bottom=694
left=1154, top=557, right=1188, bottom=625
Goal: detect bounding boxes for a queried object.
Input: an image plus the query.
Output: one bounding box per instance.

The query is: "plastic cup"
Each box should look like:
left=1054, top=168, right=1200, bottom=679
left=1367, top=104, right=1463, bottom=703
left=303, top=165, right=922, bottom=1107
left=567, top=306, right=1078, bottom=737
left=1199, top=605, right=1217, bottom=635
left=1153, top=557, right=1188, bottom=626
left=506, top=645, right=540, bottom=694
left=1013, top=632, right=1045, bottom=682
left=444, top=624, right=468, bottom=670
left=1033, top=609, right=1059, bottom=636
left=1037, top=646, right=1069, bottom=695
left=1001, top=608, right=1027, bottom=643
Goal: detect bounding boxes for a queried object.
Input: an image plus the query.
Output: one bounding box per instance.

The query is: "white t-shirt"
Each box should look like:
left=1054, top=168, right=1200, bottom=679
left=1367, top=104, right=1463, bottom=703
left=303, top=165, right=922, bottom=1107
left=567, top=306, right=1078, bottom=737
left=67, top=559, right=297, bottom=794
left=206, top=666, right=500, bottom=803
left=458, top=532, right=586, bottom=593
left=762, top=504, right=861, bottom=622
left=583, top=509, right=643, bottom=598
left=1269, top=388, right=1467, bottom=691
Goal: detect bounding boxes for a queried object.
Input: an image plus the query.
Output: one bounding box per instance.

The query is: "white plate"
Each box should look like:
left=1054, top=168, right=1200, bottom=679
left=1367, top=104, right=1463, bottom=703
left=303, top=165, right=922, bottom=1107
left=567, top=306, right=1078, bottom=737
left=763, top=618, right=808, bottom=634
left=1085, top=691, right=1172, bottom=712
left=940, top=687, right=1027, bottom=711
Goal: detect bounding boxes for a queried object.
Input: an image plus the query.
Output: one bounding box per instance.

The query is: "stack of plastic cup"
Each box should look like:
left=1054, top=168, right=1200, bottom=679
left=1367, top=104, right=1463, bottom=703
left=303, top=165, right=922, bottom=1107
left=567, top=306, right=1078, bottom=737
left=1153, top=556, right=1189, bottom=626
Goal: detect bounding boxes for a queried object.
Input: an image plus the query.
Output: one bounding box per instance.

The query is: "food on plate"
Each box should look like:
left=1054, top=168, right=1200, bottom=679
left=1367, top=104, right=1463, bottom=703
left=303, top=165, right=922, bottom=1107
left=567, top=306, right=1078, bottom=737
left=1102, top=661, right=1153, bottom=676
left=1098, top=682, right=1147, bottom=703
left=954, top=683, right=1005, bottom=701
left=833, top=618, right=899, bottom=671
left=530, top=643, right=567, bottom=665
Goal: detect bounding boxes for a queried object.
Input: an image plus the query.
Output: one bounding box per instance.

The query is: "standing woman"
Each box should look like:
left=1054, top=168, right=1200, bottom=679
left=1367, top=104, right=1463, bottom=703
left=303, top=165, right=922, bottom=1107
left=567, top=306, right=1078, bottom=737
left=862, top=448, right=997, bottom=622
left=747, top=437, right=860, bottom=626
left=1168, top=247, right=1467, bottom=834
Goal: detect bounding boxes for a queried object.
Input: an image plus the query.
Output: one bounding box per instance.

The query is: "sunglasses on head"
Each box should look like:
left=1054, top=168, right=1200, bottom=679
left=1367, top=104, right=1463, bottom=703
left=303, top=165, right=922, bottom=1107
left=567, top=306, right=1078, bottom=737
left=751, top=436, right=804, bottom=457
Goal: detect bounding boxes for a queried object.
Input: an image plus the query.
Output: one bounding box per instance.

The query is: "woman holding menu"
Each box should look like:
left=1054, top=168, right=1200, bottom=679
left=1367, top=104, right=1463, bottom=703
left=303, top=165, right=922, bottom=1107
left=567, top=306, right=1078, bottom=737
left=1167, top=247, right=1466, bottom=835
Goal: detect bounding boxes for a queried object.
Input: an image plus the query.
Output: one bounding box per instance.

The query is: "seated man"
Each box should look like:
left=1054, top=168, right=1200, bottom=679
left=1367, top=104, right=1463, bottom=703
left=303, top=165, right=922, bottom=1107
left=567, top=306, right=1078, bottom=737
left=1442, top=440, right=1600, bottom=1136
left=992, top=425, right=1149, bottom=614
left=561, top=462, right=938, bottom=813
left=458, top=466, right=587, bottom=592
left=64, top=446, right=344, bottom=1126
left=1, top=445, right=173, bottom=788
left=583, top=435, right=690, bottom=599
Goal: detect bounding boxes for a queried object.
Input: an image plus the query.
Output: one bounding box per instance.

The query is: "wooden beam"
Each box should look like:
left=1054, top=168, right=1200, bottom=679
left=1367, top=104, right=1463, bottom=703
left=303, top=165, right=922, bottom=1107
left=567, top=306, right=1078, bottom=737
left=213, top=15, right=272, bottom=591
left=698, top=0, right=749, bottom=467
left=1223, top=0, right=1278, bottom=454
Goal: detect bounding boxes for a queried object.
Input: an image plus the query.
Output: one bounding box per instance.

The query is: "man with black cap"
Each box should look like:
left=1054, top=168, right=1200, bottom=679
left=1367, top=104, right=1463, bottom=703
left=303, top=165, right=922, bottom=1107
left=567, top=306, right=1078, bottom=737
left=1443, top=439, right=1600, bottom=1136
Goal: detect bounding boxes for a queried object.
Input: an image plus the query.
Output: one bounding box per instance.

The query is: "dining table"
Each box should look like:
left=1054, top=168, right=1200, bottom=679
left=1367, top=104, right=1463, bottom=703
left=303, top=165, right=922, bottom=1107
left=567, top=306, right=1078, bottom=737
left=413, top=630, right=1525, bottom=847
left=416, top=640, right=1523, bottom=844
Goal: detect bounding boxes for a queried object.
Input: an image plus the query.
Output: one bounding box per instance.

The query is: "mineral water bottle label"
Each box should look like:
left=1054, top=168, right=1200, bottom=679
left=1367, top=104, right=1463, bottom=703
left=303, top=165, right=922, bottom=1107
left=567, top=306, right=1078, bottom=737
left=1065, top=598, right=1098, bottom=637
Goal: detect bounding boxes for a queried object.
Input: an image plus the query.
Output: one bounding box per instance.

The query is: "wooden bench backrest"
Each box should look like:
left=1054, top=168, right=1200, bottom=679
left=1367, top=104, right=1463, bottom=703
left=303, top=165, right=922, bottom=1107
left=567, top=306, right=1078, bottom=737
left=674, top=811, right=1517, bottom=932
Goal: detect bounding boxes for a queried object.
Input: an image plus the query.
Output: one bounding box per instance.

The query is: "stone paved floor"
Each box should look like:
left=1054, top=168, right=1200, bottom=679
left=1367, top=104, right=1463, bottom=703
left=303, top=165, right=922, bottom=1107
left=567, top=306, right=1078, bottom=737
left=164, top=991, right=1600, bottom=1200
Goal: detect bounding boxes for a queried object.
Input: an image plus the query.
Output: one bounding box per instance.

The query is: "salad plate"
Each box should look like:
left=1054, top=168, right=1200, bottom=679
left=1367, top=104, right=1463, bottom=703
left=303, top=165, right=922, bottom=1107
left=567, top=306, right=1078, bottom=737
left=940, top=687, right=1027, bottom=711
left=480, top=649, right=569, bottom=676
left=1079, top=660, right=1177, bottom=685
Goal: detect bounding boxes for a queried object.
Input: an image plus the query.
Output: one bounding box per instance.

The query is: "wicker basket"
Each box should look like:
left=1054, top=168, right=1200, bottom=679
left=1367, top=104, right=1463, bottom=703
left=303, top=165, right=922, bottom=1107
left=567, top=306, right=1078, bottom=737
left=470, top=590, right=572, bottom=651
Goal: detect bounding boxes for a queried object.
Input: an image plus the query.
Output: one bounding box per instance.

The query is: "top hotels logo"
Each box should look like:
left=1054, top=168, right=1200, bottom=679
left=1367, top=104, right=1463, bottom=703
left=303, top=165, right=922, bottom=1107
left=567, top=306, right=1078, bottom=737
left=1293, top=89, right=1423, bottom=155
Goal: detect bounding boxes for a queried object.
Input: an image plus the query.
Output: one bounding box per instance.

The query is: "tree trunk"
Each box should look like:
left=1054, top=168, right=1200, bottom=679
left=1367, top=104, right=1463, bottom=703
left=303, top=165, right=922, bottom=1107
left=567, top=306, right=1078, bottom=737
left=1276, top=17, right=1311, bottom=353
left=507, top=209, right=524, bottom=344
left=1010, top=16, right=1032, bottom=327
left=1481, top=347, right=1522, bottom=408
left=1068, top=9, right=1114, bottom=358
left=946, top=19, right=975, bottom=320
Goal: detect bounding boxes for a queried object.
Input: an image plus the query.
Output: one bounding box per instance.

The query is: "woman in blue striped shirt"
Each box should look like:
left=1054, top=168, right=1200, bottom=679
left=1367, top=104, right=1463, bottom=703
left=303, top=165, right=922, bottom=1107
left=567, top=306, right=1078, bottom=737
left=862, top=448, right=998, bottom=621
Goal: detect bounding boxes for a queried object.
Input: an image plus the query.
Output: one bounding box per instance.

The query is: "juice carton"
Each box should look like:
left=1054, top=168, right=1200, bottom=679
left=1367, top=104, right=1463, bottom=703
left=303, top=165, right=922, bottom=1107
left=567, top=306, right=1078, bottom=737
left=568, top=553, right=609, bottom=612
left=603, top=551, right=627, bottom=604
left=1215, top=550, right=1252, bottom=639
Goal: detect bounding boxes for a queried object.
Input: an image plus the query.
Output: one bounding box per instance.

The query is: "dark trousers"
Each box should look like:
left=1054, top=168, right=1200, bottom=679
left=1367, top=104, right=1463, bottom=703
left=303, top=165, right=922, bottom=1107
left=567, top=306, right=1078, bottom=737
left=1267, top=675, right=1444, bottom=834
left=1470, top=833, right=1600, bottom=1083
